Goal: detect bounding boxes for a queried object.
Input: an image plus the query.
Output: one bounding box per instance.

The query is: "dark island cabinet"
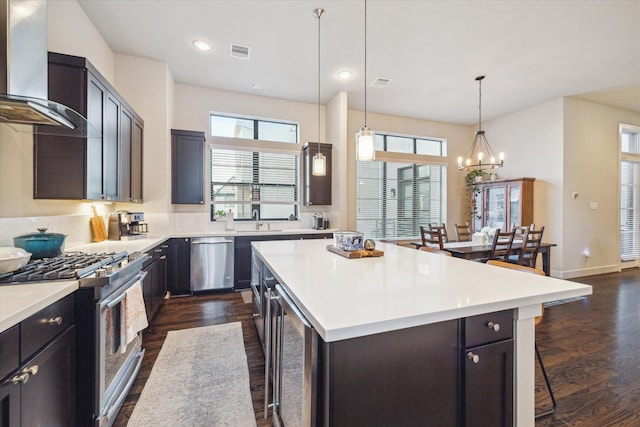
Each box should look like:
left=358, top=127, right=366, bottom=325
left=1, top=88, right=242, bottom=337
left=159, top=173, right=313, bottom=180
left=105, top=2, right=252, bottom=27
left=0, top=295, right=76, bottom=427
left=34, top=52, right=143, bottom=202
left=171, top=129, right=205, bottom=204
left=235, top=233, right=332, bottom=290
left=168, top=238, right=191, bottom=295
left=463, top=310, right=514, bottom=427
left=302, top=142, right=332, bottom=206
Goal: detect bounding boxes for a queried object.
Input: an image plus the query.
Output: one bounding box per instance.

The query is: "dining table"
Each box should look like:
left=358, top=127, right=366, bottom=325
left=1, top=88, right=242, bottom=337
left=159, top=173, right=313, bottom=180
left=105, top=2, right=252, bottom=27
left=411, top=240, right=557, bottom=276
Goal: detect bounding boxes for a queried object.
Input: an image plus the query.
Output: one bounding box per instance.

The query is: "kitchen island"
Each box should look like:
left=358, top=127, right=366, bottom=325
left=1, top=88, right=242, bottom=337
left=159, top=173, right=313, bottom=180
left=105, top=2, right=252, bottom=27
left=252, top=239, right=592, bottom=426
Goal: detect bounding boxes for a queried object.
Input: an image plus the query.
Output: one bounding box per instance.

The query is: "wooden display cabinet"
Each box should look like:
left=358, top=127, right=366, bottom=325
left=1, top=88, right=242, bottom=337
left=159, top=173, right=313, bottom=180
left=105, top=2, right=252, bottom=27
left=473, top=177, right=534, bottom=232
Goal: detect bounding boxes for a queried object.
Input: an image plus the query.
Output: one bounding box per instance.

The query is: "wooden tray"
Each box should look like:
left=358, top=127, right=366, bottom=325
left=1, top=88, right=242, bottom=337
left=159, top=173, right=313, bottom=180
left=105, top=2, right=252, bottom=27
left=327, top=245, right=384, bottom=259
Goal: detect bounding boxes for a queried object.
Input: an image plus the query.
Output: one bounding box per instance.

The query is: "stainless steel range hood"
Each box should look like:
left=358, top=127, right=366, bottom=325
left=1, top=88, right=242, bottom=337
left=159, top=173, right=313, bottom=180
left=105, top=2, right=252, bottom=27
left=0, top=0, right=97, bottom=137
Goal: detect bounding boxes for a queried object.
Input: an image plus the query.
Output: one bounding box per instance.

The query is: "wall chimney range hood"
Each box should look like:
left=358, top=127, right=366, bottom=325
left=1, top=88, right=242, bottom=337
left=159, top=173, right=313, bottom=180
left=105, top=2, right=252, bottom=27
left=0, top=0, right=98, bottom=137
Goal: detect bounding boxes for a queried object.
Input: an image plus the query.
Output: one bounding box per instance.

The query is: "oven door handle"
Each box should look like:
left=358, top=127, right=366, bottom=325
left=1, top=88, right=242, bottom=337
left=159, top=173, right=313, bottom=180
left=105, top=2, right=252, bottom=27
left=103, top=271, right=148, bottom=310
left=96, top=348, right=145, bottom=425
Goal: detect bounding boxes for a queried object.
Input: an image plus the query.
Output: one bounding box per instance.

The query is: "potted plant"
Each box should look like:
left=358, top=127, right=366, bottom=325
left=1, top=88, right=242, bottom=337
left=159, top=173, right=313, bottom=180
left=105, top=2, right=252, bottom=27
left=214, top=209, right=226, bottom=221
left=464, top=170, right=487, bottom=225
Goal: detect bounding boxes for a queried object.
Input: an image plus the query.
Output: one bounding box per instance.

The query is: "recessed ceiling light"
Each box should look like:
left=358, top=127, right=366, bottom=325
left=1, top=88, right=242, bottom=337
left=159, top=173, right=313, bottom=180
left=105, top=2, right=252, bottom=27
left=337, top=70, right=353, bottom=80
left=250, top=83, right=263, bottom=90
left=193, top=39, right=212, bottom=52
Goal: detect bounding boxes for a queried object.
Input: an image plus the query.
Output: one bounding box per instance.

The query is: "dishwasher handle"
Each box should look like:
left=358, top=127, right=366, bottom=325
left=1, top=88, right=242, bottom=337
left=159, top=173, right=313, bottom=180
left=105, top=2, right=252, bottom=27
left=191, top=239, right=234, bottom=245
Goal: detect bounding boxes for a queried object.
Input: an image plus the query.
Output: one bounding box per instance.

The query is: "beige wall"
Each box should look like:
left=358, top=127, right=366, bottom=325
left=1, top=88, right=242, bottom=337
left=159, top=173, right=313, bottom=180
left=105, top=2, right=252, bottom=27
left=327, top=92, right=348, bottom=229
left=483, top=98, right=565, bottom=274
left=114, top=55, right=174, bottom=214
left=562, top=98, right=640, bottom=277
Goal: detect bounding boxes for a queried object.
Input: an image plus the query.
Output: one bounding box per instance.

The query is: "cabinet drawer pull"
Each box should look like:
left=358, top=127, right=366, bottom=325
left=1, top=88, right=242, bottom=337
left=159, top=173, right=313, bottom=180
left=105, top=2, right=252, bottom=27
left=42, top=316, right=63, bottom=326
left=487, top=321, right=500, bottom=332
left=467, top=352, right=480, bottom=364
left=9, top=365, right=39, bottom=385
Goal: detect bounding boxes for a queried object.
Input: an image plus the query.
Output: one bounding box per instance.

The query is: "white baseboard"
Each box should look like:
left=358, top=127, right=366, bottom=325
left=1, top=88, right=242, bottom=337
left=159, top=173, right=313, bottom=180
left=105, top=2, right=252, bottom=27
left=557, top=264, right=620, bottom=279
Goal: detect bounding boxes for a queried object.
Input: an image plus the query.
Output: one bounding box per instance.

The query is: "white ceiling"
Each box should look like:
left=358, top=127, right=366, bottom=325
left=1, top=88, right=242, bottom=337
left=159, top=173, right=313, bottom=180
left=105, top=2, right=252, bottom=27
left=77, top=0, right=640, bottom=125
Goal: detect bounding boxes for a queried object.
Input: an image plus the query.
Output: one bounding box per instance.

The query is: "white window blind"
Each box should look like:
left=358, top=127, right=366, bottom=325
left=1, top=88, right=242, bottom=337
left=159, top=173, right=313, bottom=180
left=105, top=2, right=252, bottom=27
left=620, top=126, right=640, bottom=262
left=356, top=161, right=447, bottom=238
left=210, top=148, right=299, bottom=220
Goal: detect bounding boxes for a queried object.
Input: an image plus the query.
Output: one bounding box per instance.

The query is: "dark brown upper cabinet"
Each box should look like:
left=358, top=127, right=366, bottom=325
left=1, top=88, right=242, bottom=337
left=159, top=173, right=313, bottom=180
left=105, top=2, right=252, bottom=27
left=171, top=129, right=205, bottom=204
left=34, top=52, right=143, bottom=202
left=302, top=142, right=332, bottom=206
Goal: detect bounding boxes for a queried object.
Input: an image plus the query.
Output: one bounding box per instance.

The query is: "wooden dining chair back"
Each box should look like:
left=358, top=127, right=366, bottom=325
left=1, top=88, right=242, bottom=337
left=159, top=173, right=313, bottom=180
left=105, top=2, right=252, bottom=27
left=518, top=226, right=545, bottom=268
left=511, top=224, right=529, bottom=242
left=454, top=222, right=472, bottom=242
left=419, top=246, right=452, bottom=256
left=420, top=226, right=444, bottom=250
left=428, top=223, right=448, bottom=243
left=487, top=229, right=515, bottom=262
left=485, top=260, right=556, bottom=418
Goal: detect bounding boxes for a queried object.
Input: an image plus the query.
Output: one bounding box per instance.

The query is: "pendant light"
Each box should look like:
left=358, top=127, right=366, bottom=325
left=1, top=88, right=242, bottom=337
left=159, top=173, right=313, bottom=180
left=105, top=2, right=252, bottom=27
left=457, top=75, right=504, bottom=171
left=355, top=0, right=375, bottom=161
left=312, top=8, right=326, bottom=176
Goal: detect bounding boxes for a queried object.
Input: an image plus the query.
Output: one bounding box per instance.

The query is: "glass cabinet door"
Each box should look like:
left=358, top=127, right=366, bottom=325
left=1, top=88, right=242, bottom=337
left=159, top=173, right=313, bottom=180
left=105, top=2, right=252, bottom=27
left=509, top=185, right=521, bottom=227
left=486, top=187, right=506, bottom=229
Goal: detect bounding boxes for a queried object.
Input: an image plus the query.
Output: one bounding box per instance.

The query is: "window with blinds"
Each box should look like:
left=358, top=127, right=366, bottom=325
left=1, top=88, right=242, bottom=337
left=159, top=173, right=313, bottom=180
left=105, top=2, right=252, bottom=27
left=620, top=125, right=640, bottom=261
left=357, top=131, right=447, bottom=238
left=210, top=149, right=299, bottom=221
left=209, top=114, right=299, bottom=222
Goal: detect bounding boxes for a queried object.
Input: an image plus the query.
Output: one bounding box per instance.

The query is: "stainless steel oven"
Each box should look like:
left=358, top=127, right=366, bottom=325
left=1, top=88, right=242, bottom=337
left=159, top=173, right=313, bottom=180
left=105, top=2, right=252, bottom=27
left=96, top=269, right=147, bottom=426
left=0, top=250, right=148, bottom=427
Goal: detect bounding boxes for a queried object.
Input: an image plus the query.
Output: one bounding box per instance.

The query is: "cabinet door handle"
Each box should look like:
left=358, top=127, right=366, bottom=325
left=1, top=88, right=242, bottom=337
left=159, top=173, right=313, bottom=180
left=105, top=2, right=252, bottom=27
left=42, top=316, right=63, bottom=326
left=467, top=352, right=480, bottom=364
left=8, top=365, right=39, bottom=385
left=487, top=321, right=500, bottom=332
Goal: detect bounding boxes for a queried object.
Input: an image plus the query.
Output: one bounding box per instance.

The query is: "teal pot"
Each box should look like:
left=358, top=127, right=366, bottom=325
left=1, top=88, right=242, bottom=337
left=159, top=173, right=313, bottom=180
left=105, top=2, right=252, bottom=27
left=13, top=228, right=66, bottom=259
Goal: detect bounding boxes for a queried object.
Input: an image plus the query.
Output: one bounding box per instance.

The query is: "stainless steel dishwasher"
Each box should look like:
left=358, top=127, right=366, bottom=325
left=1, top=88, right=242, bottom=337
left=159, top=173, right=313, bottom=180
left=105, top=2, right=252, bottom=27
left=190, top=237, right=234, bottom=291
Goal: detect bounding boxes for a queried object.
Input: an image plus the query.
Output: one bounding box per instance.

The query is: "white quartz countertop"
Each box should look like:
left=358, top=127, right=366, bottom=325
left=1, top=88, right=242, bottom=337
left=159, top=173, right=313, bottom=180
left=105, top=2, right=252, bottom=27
left=252, top=239, right=593, bottom=342
left=0, top=281, right=78, bottom=333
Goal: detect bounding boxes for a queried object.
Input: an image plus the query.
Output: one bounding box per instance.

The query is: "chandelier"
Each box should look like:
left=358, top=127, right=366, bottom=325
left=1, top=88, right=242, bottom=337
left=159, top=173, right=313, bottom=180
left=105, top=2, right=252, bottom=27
left=457, top=75, right=504, bottom=171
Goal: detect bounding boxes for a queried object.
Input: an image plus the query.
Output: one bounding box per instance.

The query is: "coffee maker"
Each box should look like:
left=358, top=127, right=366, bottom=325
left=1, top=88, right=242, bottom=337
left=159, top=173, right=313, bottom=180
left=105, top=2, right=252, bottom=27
left=108, top=211, right=148, bottom=240
left=312, top=212, right=327, bottom=230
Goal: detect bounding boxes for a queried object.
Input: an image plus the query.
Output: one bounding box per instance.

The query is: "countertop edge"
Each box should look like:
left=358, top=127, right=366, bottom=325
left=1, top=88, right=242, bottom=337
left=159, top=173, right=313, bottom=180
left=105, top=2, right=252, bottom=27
left=0, top=281, right=79, bottom=333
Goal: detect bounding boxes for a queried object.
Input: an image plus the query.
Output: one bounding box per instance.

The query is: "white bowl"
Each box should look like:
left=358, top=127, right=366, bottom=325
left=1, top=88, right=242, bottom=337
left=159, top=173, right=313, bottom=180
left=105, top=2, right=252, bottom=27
left=0, top=247, right=32, bottom=274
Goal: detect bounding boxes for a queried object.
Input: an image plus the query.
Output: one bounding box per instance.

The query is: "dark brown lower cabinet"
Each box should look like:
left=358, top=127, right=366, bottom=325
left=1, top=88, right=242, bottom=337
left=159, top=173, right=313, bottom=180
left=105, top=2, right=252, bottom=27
left=464, top=340, right=514, bottom=427
left=21, top=326, right=76, bottom=427
left=143, top=243, right=168, bottom=321
left=320, top=321, right=459, bottom=426
left=168, top=238, right=191, bottom=295
left=0, top=322, right=76, bottom=427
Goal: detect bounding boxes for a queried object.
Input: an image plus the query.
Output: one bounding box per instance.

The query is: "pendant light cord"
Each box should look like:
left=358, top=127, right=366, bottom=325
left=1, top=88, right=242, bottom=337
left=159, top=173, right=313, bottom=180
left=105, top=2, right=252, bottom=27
left=317, top=9, right=321, bottom=151
left=364, top=0, right=368, bottom=127
left=478, top=77, right=482, bottom=132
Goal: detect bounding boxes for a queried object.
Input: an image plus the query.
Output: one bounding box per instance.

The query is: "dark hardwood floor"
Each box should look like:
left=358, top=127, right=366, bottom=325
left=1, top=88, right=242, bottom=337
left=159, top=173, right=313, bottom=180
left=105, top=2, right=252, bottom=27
left=113, top=291, right=271, bottom=427
left=114, top=269, right=640, bottom=427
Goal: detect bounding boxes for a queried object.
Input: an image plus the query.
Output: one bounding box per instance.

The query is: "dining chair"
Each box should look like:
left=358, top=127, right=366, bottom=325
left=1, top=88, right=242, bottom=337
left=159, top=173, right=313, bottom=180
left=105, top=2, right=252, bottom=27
left=428, top=223, right=449, bottom=243
left=508, top=225, right=529, bottom=263
left=454, top=222, right=472, bottom=242
left=518, top=226, right=545, bottom=268
left=487, top=229, right=515, bottom=262
left=420, top=226, right=444, bottom=250
left=485, top=260, right=557, bottom=419
left=419, top=246, right=452, bottom=256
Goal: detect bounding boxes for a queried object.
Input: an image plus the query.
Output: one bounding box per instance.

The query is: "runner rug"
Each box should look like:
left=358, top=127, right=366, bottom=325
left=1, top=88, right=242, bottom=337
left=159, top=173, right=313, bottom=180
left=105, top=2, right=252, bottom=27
left=127, top=322, right=257, bottom=427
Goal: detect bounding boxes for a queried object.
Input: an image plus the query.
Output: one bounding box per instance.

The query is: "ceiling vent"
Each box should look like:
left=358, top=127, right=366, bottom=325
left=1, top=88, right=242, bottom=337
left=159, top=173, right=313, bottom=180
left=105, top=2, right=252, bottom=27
left=230, top=44, right=250, bottom=60
left=370, top=77, right=392, bottom=88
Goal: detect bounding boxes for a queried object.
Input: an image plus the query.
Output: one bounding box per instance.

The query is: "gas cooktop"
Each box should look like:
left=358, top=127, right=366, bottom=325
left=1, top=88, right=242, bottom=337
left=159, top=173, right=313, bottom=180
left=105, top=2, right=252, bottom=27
left=0, top=251, right=142, bottom=285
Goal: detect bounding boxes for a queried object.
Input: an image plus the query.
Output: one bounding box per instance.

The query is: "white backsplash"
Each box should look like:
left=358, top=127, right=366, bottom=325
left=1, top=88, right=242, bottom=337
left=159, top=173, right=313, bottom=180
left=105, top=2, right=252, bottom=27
left=0, top=210, right=335, bottom=248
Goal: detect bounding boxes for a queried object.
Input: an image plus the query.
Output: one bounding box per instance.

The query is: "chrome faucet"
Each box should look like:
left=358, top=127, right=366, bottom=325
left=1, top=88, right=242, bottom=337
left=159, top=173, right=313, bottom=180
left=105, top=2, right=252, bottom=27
left=252, top=209, right=263, bottom=230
